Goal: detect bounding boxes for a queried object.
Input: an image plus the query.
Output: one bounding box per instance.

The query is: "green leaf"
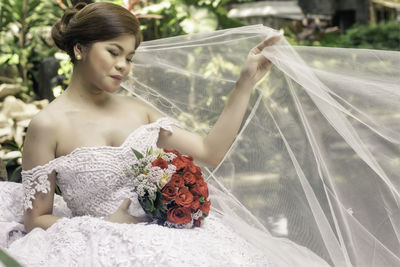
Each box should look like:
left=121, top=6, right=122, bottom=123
left=150, top=192, right=157, bottom=201
left=140, top=197, right=153, bottom=212
left=131, top=148, right=143, bottom=159
left=0, top=249, right=22, bottom=267
left=9, top=165, right=21, bottom=182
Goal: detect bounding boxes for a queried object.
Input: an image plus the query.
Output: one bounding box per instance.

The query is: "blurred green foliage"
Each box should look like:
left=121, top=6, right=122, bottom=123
left=137, top=0, right=244, bottom=41
left=285, top=21, right=400, bottom=51
left=321, top=22, right=400, bottom=50
left=0, top=0, right=64, bottom=99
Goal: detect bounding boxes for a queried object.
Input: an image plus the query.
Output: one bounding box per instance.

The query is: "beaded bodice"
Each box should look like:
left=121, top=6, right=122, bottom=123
left=21, top=117, right=180, bottom=217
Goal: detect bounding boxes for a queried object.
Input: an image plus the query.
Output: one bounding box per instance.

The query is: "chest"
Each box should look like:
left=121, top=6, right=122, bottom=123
left=55, top=113, right=149, bottom=158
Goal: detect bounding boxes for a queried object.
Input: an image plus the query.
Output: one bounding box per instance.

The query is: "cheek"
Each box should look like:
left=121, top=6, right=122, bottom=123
left=88, top=49, right=113, bottom=75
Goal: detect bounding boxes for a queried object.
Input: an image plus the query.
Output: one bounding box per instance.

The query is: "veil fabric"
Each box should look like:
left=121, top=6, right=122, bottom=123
left=121, top=25, right=400, bottom=266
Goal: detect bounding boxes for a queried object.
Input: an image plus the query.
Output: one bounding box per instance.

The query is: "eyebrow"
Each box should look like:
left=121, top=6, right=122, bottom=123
left=110, top=43, right=135, bottom=55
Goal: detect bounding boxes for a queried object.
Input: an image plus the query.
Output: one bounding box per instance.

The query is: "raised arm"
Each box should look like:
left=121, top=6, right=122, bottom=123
left=22, top=111, right=60, bottom=233
left=152, top=35, right=282, bottom=168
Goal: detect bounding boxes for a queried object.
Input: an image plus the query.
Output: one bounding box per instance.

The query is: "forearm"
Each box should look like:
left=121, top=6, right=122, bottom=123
left=203, top=78, right=254, bottom=166
left=24, top=214, right=60, bottom=233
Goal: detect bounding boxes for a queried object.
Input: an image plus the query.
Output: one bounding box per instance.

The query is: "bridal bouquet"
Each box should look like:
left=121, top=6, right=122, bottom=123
left=128, top=147, right=211, bottom=228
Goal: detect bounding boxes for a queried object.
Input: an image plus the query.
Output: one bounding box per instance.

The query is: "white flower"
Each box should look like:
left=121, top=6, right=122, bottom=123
left=165, top=164, right=176, bottom=176
left=157, top=173, right=170, bottom=189
left=162, top=152, right=177, bottom=162
left=148, top=167, right=163, bottom=183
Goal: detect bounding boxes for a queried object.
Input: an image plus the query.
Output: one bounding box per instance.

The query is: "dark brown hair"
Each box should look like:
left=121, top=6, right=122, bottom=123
left=51, top=2, right=142, bottom=63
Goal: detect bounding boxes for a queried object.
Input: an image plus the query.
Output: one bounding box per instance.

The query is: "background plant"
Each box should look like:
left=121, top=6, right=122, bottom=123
left=284, top=20, right=400, bottom=51
left=0, top=0, right=65, bottom=99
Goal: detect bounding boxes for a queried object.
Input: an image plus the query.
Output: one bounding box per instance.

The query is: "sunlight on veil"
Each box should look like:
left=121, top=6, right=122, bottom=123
left=121, top=24, right=400, bottom=266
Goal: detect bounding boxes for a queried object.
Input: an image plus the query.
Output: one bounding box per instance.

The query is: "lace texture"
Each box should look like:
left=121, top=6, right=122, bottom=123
left=21, top=117, right=180, bottom=217
left=4, top=116, right=278, bottom=266
left=5, top=214, right=271, bottom=267
left=0, top=182, right=71, bottom=248
left=0, top=115, right=331, bottom=266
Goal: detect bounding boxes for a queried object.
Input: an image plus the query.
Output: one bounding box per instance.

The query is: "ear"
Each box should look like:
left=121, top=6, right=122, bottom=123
left=73, top=43, right=88, bottom=60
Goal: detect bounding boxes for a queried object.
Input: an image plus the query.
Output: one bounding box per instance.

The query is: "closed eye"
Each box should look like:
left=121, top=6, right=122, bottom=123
left=108, top=49, right=118, bottom=56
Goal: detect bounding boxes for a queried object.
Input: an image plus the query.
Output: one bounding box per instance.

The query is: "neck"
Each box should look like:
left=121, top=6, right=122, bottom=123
left=64, top=65, right=111, bottom=107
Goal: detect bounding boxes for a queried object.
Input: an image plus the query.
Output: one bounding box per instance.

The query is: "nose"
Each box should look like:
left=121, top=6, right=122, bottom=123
left=115, top=59, right=128, bottom=74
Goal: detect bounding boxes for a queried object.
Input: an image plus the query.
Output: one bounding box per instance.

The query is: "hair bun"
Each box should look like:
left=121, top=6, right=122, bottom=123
left=51, top=2, right=142, bottom=63
left=73, top=1, right=90, bottom=10
left=71, top=0, right=94, bottom=8
left=51, top=2, right=90, bottom=51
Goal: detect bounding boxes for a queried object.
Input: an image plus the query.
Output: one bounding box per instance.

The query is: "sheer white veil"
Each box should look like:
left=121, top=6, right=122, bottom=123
left=121, top=24, right=400, bottom=266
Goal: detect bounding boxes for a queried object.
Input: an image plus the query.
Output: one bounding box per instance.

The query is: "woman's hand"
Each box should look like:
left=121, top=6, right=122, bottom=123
left=107, top=198, right=149, bottom=224
left=237, top=34, right=282, bottom=88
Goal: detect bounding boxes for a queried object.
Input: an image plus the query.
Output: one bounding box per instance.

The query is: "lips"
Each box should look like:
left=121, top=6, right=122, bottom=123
left=110, top=75, right=122, bottom=81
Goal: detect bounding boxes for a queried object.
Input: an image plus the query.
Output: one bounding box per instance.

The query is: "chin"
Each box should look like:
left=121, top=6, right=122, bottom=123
left=103, top=86, right=120, bottom=94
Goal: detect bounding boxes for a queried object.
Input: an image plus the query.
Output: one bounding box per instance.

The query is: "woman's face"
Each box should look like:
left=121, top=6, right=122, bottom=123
left=79, top=34, right=136, bottom=93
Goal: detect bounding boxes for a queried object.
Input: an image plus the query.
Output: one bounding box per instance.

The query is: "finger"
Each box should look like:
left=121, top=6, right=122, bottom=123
left=119, top=198, right=132, bottom=210
left=132, top=216, right=150, bottom=223
left=254, top=34, right=282, bottom=52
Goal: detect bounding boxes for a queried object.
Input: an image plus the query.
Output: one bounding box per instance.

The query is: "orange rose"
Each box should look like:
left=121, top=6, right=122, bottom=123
left=167, top=207, right=192, bottom=224
left=152, top=158, right=168, bottom=169
left=175, top=187, right=194, bottom=207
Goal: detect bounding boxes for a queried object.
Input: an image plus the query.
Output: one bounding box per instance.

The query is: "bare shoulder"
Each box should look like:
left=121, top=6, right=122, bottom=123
left=22, top=101, right=63, bottom=169
left=27, top=107, right=58, bottom=136
left=28, top=96, right=68, bottom=133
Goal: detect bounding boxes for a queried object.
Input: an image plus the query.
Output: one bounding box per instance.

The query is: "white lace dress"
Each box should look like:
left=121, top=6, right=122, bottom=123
left=0, top=117, right=329, bottom=267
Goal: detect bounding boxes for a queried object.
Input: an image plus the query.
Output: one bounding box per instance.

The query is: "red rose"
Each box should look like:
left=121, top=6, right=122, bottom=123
left=172, top=157, right=186, bottom=171
left=183, top=171, right=196, bottom=185
left=170, top=173, right=184, bottom=188
left=190, top=179, right=209, bottom=199
left=194, top=169, right=203, bottom=180
left=191, top=196, right=201, bottom=211
left=175, top=187, right=194, bottom=207
left=152, top=158, right=168, bottom=169
left=167, top=207, right=192, bottom=224
left=184, top=163, right=197, bottom=174
left=200, top=200, right=211, bottom=214
left=184, top=155, right=194, bottom=162
left=161, top=183, right=177, bottom=203
left=195, top=166, right=202, bottom=174
left=194, top=219, right=201, bottom=227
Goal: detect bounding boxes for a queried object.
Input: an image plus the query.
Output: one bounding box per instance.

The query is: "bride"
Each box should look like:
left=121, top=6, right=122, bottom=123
left=3, top=1, right=384, bottom=266
left=2, top=0, right=399, bottom=266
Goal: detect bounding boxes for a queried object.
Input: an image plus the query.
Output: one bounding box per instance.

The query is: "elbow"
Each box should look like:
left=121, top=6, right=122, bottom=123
left=23, top=213, right=42, bottom=233
left=202, top=140, right=225, bottom=168
left=24, top=220, right=35, bottom=233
